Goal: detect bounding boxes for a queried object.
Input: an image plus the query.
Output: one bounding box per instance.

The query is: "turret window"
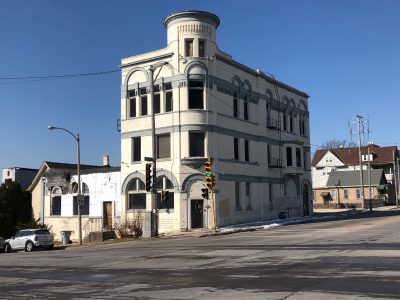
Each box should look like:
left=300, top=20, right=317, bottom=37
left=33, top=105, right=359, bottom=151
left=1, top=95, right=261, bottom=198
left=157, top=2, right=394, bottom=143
left=188, top=80, right=204, bottom=109
left=185, top=39, right=193, bottom=57
left=199, top=40, right=205, bottom=57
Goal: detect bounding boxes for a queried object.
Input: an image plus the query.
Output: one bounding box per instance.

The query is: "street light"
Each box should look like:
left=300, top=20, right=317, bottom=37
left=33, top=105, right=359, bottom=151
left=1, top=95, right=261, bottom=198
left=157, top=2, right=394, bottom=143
left=48, top=125, right=82, bottom=245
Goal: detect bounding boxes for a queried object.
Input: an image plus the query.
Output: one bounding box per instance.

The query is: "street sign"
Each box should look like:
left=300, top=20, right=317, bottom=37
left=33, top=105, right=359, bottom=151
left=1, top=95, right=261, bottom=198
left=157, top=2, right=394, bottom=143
left=144, top=157, right=155, bottom=162
left=77, top=194, right=85, bottom=206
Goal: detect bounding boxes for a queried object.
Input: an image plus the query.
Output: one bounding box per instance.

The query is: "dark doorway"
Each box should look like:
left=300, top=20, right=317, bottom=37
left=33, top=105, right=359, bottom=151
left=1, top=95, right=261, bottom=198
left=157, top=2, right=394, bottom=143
left=103, top=201, right=113, bottom=229
left=191, top=199, right=203, bottom=229
left=303, top=185, right=310, bottom=216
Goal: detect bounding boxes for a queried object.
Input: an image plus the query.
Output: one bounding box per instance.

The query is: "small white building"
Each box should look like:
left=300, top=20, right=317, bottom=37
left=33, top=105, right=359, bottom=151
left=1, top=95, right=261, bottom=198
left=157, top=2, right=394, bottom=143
left=28, top=161, right=120, bottom=241
left=120, top=10, right=312, bottom=233
left=2, top=167, right=38, bottom=190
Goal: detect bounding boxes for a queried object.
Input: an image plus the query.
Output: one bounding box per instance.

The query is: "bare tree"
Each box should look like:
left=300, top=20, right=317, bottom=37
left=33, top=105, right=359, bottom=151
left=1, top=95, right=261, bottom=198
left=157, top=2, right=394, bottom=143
left=320, top=139, right=356, bottom=149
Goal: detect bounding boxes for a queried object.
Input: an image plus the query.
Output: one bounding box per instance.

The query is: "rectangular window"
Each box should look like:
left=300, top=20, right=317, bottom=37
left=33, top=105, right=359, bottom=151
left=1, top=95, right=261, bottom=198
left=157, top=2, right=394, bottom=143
left=243, top=100, right=248, bottom=120
left=246, top=182, right=251, bottom=209
left=244, top=140, right=249, bottom=162
left=188, top=80, right=204, bottom=109
left=356, top=189, right=361, bottom=199
left=296, top=148, right=301, bottom=167
left=344, top=189, right=349, bottom=199
left=199, top=40, right=205, bottom=57
left=51, top=196, right=61, bottom=216
left=331, top=189, right=337, bottom=200
left=286, top=147, right=293, bottom=167
left=141, top=96, right=147, bottom=116
left=128, top=193, right=146, bottom=210
left=165, top=83, right=173, bottom=112
left=157, top=134, right=170, bottom=159
left=290, top=114, right=294, bottom=132
left=129, top=98, right=136, bottom=118
left=234, top=138, right=239, bottom=160
left=132, top=137, right=141, bottom=162
left=73, top=196, right=89, bottom=215
left=267, top=145, right=271, bottom=164
left=269, top=183, right=274, bottom=210
left=153, top=85, right=160, bottom=114
left=235, top=182, right=241, bottom=209
left=189, top=131, right=205, bottom=157
left=233, top=92, right=238, bottom=117
left=185, top=39, right=193, bottom=56
left=303, top=150, right=307, bottom=169
left=283, top=114, right=287, bottom=131
left=157, top=192, right=175, bottom=210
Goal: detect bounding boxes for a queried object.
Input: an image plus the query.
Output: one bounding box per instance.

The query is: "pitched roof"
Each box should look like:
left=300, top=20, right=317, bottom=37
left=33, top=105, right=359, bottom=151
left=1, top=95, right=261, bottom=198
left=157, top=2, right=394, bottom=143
left=326, top=169, right=387, bottom=187
left=312, top=144, right=398, bottom=167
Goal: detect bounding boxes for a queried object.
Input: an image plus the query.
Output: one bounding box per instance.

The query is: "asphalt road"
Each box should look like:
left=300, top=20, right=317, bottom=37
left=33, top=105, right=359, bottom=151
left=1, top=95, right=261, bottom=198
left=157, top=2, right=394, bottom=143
left=1, top=213, right=400, bottom=299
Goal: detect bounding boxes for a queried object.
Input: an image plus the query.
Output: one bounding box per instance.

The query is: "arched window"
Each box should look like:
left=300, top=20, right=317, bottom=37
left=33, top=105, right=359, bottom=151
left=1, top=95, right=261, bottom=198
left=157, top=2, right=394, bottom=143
left=51, top=187, right=62, bottom=216
left=156, top=176, right=175, bottom=210
left=127, top=178, right=146, bottom=210
left=72, top=181, right=90, bottom=216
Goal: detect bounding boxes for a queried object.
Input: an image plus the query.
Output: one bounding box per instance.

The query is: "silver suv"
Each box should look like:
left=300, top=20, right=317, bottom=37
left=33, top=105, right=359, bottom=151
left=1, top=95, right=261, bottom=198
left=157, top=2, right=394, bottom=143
left=4, top=229, right=54, bottom=252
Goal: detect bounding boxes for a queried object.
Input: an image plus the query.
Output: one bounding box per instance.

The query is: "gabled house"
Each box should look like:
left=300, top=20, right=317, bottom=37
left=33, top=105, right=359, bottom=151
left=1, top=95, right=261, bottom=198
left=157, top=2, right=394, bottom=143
left=2, top=167, right=38, bottom=190
left=312, top=143, right=399, bottom=205
left=313, top=169, right=390, bottom=208
left=27, top=161, right=120, bottom=241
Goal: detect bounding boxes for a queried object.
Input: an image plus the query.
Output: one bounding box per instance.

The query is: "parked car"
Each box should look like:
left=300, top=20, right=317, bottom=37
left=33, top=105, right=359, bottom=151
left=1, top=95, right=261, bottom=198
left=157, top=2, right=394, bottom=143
left=0, top=236, right=5, bottom=252
left=4, top=229, right=54, bottom=253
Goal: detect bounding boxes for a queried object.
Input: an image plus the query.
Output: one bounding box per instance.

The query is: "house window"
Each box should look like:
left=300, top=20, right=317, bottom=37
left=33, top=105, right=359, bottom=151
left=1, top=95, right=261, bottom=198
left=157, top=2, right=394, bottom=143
left=330, top=189, right=337, bottom=200
left=140, top=88, right=147, bottom=116
left=243, top=98, right=249, bottom=120
left=356, top=189, right=361, bottom=199
left=129, top=98, right=136, bottom=118
left=185, top=39, right=193, bottom=56
left=344, top=189, right=349, bottom=199
left=132, top=137, right=141, bottom=162
left=156, top=176, right=175, bottom=210
left=51, top=187, right=62, bottom=216
left=127, top=178, right=146, bottom=210
left=157, top=134, right=170, bottom=159
left=267, top=144, right=271, bottom=164
left=246, top=182, right=251, bottom=209
left=153, top=85, right=160, bottom=114
left=296, top=148, right=302, bottom=167
left=165, top=83, right=173, bottom=112
left=189, top=131, right=205, bottom=157
left=244, top=140, right=249, bottom=162
left=299, top=118, right=306, bottom=136
left=233, top=92, right=238, bottom=117
left=199, top=40, right=205, bottom=57
left=286, top=147, right=293, bottom=167
left=235, top=182, right=241, bottom=209
left=188, top=80, right=204, bottom=109
left=283, top=113, right=287, bottom=131
left=234, top=138, right=239, bottom=160
left=289, top=114, right=294, bottom=132
left=73, top=195, right=89, bottom=215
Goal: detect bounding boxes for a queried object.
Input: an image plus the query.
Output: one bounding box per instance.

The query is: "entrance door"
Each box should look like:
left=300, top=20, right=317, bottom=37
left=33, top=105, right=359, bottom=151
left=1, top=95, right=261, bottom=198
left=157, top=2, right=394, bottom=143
left=191, top=199, right=203, bottom=229
left=103, top=201, right=113, bottom=229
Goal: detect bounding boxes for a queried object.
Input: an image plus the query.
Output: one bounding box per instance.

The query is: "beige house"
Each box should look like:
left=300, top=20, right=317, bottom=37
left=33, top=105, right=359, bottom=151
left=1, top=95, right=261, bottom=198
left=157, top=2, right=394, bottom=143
left=313, top=169, right=390, bottom=208
left=27, top=161, right=120, bottom=241
left=120, top=10, right=312, bottom=233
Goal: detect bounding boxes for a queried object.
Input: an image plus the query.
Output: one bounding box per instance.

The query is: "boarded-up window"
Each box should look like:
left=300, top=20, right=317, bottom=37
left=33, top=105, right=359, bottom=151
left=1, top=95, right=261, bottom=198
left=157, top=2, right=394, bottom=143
left=128, top=193, right=146, bottom=210
left=157, top=134, right=170, bottom=159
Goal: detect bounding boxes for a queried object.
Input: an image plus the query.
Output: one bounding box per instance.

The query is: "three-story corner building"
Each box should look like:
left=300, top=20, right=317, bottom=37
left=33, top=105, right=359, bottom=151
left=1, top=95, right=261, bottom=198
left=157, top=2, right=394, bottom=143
left=120, top=10, right=312, bottom=233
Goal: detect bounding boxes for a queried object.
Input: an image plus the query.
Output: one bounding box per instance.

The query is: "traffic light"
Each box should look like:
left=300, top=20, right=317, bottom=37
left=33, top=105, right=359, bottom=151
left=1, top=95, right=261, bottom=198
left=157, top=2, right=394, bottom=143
left=201, top=188, right=209, bottom=200
left=204, top=159, right=213, bottom=189
left=145, top=163, right=152, bottom=191
left=211, top=175, right=216, bottom=188
left=162, top=191, right=170, bottom=202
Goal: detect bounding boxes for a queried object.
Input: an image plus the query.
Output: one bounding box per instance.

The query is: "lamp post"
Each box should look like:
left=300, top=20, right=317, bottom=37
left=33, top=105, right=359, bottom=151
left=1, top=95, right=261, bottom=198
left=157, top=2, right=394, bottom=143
left=48, top=125, right=82, bottom=245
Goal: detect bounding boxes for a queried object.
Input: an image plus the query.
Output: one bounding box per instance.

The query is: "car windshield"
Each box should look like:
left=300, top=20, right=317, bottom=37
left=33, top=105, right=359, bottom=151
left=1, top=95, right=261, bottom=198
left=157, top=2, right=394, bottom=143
left=34, top=229, right=50, bottom=235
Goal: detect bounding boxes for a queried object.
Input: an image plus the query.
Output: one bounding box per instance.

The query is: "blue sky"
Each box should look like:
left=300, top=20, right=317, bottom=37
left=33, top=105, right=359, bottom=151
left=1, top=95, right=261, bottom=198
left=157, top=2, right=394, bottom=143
left=0, top=0, right=399, bottom=174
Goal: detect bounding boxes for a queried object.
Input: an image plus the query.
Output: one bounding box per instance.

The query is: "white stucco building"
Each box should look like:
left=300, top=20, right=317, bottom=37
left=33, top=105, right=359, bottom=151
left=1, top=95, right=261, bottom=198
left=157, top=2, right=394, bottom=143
left=120, top=10, right=312, bottom=233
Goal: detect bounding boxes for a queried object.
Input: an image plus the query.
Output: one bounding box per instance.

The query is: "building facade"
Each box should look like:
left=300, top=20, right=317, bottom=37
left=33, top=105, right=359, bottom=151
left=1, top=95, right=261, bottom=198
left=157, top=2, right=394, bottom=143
left=312, top=144, right=399, bottom=206
left=120, top=11, right=312, bottom=233
left=28, top=161, right=120, bottom=241
left=2, top=167, right=38, bottom=190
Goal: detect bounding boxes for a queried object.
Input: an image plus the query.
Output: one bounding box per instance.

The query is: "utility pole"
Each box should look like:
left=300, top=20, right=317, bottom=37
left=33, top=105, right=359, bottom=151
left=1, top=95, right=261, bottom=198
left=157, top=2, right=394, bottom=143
left=393, top=150, right=398, bottom=208
left=397, top=153, right=400, bottom=207
left=368, top=147, right=372, bottom=212
left=356, top=115, right=365, bottom=209
left=149, top=66, right=157, bottom=236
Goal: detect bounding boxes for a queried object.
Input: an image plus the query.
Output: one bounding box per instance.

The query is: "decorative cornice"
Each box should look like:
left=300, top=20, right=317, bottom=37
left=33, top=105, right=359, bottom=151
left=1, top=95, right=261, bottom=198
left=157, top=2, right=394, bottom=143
left=164, top=10, right=220, bottom=28
left=120, top=53, right=174, bottom=69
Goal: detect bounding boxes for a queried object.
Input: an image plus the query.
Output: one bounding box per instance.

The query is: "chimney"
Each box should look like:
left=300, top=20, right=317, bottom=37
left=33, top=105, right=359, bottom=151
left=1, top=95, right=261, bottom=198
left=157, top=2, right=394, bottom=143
left=103, top=155, right=110, bottom=167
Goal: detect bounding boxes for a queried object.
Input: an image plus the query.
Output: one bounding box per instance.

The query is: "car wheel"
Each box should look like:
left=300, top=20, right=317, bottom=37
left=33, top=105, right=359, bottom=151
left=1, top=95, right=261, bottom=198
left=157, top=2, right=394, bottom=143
left=4, top=243, right=11, bottom=253
left=25, top=241, right=34, bottom=252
